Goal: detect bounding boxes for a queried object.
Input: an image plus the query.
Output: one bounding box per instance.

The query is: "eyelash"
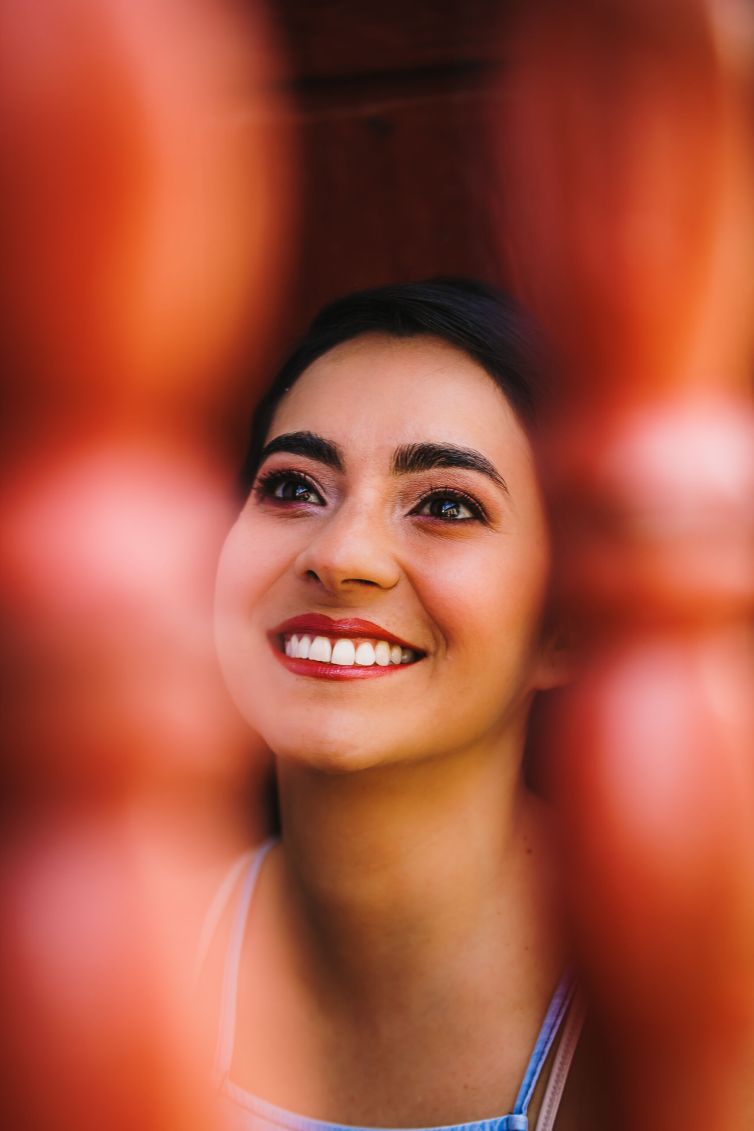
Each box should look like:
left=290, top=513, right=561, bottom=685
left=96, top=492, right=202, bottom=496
left=410, top=485, right=488, bottom=524
left=253, top=469, right=324, bottom=505
left=253, top=469, right=488, bottom=524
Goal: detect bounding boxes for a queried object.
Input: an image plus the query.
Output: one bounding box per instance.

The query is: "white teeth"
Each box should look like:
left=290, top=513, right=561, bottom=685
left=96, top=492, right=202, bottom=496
left=309, top=635, right=332, bottom=663
left=330, top=638, right=356, bottom=666
left=355, top=641, right=376, bottom=666
left=283, top=633, right=420, bottom=667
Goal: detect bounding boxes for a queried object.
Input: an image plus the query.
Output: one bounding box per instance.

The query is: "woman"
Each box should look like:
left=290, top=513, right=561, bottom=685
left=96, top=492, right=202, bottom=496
left=208, top=279, right=604, bottom=1131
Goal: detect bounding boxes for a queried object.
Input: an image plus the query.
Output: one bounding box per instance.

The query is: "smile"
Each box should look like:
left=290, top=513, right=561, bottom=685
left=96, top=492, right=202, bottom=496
left=269, top=614, right=425, bottom=681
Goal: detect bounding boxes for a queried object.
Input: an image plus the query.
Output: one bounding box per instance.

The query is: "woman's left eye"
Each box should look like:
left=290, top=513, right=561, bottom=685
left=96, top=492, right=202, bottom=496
left=254, top=471, right=325, bottom=506
left=411, top=491, right=485, bottom=523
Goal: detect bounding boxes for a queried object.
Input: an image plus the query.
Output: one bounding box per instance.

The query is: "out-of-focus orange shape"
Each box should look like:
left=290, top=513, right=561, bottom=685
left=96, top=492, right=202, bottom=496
left=0, top=2, right=292, bottom=1130
left=552, top=629, right=754, bottom=1127
left=0, top=0, right=291, bottom=452
left=542, top=395, right=754, bottom=628
left=0, top=445, right=255, bottom=791
left=502, top=0, right=754, bottom=407
left=1, top=814, right=223, bottom=1131
left=501, top=1, right=754, bottom=1128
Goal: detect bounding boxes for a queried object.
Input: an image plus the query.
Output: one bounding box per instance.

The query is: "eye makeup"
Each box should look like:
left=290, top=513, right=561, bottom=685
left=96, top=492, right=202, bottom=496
left=253, top=467, right=326, bottom=506
left=410, top=484, right=489, bottom=523
left=254, top=462, right=490, bottom=527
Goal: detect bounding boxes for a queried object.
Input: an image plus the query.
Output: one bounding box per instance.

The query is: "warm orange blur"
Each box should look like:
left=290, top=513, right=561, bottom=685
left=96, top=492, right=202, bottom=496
left=1, top=1, right=292, bottom=1128
left=1, top=0, right=291, bottom=456
left=503, top=1, right=754, bottom=1128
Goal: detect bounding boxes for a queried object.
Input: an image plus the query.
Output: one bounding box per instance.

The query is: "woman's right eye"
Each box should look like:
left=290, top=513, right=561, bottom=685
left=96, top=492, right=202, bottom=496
left=254, top=471, right=325, bottom=506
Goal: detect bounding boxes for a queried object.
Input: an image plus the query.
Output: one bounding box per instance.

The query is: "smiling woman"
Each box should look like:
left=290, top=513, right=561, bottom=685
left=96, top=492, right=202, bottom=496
left=209, top=280, right=603, bottom=1131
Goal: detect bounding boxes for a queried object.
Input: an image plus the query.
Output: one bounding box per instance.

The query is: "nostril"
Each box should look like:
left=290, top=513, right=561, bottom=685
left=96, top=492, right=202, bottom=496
left=304, top=569, right=378, bottom=588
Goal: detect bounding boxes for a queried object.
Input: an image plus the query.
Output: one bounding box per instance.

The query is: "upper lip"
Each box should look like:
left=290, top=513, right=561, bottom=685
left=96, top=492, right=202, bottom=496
left=270, top=613, right=423, bottom=652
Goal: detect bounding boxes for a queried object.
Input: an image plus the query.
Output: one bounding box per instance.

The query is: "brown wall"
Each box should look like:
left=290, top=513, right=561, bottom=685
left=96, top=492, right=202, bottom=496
left=224, top=2, right=517, bottom=471
left=271, top=0, right=514, bottom=338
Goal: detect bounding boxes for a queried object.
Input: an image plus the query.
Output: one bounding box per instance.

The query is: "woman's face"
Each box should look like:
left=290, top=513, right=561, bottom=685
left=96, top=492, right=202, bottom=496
left=215, top=333, right=561, bottom=773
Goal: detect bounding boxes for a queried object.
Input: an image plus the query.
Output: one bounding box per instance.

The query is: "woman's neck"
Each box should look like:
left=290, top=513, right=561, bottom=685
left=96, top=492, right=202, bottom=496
left=274, top=735, right=562, bottom=1011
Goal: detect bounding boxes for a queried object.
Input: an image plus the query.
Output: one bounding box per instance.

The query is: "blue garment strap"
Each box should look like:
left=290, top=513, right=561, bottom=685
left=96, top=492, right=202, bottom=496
left=214, top=837, right=277, bottom=1083
left=511, top=972, right=576, bottom=1117
left=212, top=840, right=577, bottom=1131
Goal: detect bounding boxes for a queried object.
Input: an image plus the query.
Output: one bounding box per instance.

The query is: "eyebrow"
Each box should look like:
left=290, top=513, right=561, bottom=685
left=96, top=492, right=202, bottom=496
left=259, top=431, right=344, bottom=471
left=392, top=442, right=508, bottom=493
left=258, top=432, right=508, bottom=494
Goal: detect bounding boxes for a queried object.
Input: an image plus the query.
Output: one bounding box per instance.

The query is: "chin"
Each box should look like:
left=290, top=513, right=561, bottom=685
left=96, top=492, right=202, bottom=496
left=263, top=714, right=419, bottom=776
left=268, top=736, right=385, bottom=775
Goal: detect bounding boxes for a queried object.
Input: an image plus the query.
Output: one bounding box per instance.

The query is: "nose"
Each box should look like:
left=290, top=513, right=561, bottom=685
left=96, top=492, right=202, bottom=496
left=293, top=499, right=401, bottom=594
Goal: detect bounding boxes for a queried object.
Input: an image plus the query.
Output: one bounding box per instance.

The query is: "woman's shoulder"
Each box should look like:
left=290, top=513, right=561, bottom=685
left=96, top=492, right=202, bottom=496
left=193, top=840, right=277, bottom=1032
left=194, top=847, right=262, bottom=973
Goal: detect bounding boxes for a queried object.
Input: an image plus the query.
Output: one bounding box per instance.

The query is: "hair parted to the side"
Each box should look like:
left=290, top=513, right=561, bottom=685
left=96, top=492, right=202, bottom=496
left=238, top=277, right=550, bottom=496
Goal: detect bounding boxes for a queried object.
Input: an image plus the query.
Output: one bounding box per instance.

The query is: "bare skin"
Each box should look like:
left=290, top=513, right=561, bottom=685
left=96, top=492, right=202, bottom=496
left=213, top=335, right=606, bottom=1128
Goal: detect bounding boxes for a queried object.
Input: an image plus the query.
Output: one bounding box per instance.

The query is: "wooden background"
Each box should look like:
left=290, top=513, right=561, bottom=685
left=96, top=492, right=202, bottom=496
left=266, top=0, right=515, bottom=356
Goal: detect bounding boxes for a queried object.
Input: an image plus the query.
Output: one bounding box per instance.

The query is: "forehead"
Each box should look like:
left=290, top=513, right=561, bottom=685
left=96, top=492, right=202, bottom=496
left=268, top=334, right=531, bottom=461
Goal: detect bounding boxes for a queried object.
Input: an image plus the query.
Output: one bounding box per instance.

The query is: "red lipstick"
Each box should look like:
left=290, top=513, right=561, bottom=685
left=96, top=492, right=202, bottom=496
left=268, top=613, right=424, bottom=681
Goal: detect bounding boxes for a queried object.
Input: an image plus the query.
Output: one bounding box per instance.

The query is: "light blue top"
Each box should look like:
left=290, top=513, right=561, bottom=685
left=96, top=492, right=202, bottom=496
left=213, top=840, right=577, bottom=1131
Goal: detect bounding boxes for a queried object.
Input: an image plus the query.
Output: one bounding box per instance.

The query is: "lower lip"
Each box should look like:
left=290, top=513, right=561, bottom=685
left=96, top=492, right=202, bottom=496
left=271, top=642, right=419, bottom=681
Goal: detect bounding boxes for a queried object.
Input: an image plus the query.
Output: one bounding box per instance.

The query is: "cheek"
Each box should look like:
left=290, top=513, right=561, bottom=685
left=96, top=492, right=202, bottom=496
left=215, top=525, right=257, bottom=626
left=214, top=518, right=279, bottom=680
left=415, top=533, right=551, bottom=661
left=214, top=520, right=282, bottom=730
left=216, top=512, right=290, bottom=615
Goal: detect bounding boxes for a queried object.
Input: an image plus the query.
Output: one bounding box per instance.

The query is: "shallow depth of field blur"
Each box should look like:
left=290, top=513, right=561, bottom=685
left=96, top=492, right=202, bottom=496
left=1, top=3, right=753, bottom=1131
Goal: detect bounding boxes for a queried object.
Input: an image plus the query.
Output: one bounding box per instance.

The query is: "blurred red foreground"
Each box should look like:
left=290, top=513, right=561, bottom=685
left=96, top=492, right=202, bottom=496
left=502, top=1, right=754, bottom=1127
